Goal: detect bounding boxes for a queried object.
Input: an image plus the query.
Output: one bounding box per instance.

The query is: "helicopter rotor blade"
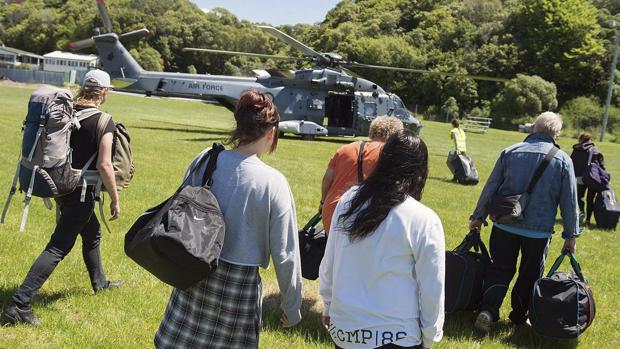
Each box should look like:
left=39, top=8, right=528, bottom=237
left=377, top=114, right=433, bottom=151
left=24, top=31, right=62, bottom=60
left=182, top=48, right=309, bottom=62
left=348, top=62, right=510, bottom=82
left=258, top=26, right=328, bottom=61
left=68, top=38, right=95, bottom=50
left=119, top=28, right=151, bottom=42
left=96, top=0, right=113, bottom=33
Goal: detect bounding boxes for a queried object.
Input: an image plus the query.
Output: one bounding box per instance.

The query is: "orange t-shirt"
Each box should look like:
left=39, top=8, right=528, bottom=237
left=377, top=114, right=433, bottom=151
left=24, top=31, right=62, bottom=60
left=322, top=141, right=383, bottom=232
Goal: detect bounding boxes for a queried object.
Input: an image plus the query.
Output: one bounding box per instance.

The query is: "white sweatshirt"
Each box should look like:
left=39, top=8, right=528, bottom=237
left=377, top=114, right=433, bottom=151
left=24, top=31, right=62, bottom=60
left=319, top=188, right=445, bottom=349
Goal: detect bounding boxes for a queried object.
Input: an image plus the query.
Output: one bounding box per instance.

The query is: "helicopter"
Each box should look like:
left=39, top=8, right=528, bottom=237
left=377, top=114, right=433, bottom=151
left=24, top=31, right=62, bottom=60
left=71, top=0, right=508, bottom=140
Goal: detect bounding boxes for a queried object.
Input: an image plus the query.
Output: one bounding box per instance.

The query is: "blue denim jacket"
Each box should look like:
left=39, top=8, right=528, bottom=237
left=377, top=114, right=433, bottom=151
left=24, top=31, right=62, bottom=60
left=471, top=133, right=579, bottom=239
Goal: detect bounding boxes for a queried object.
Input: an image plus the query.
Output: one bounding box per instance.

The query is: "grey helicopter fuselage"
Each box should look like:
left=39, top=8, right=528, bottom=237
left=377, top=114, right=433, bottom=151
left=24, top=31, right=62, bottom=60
left=95, top=32, right=420, bottom=138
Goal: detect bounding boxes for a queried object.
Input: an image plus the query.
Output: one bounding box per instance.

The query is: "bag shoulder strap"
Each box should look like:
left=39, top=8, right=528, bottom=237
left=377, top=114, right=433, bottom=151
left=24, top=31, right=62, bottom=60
left=357, top=141, right=367, bottom=183
left=202, top=143, right=225, bottom=187
left=75, top=107, right=101, bottom=122
left=95, top=112, right=113, bottom=145
left=526, top=146, right=559, bottom=194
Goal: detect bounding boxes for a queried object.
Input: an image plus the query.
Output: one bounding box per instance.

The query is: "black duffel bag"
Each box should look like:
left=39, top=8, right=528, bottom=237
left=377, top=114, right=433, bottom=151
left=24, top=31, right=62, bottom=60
left=530, top=251, right=596, bottom=339
left=445, top=229, right=491, bottom=313
left=124, top=144, right=226, bottom=290
left=298, top=213, right=327, bottom=280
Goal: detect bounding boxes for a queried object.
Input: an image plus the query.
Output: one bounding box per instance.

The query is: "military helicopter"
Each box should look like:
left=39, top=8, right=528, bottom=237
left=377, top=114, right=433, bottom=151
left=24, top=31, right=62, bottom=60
left=72, top=0, right=508, bottom=140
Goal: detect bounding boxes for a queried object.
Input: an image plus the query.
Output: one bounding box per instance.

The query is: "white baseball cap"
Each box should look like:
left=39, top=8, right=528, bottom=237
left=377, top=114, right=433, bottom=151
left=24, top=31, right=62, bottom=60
left=83, top=69, right=114, bottom=88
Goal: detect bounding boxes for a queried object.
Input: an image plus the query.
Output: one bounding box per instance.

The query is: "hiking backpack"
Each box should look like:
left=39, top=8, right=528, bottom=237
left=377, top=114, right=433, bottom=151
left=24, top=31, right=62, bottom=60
left=1, top=86, right=133, bottom=232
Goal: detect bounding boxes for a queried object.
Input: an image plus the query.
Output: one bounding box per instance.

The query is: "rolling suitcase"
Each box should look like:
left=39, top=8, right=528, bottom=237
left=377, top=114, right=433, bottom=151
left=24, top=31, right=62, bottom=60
left=530, top=252, right=595, bottom=339
left=450, top=153, right=479, bottom=185
left=445, top=229, right=491, bottom=313
left=593, top=188, right=620, bottom=230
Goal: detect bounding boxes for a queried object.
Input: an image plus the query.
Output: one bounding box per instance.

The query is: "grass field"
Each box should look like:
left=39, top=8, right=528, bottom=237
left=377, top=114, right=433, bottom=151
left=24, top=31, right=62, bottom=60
left=0, top=84, right=618, bottom=349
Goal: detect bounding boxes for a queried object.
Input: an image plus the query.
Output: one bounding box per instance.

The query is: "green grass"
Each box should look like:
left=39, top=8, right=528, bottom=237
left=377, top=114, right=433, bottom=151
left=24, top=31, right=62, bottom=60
left=0, top=84, right=619, bottom=349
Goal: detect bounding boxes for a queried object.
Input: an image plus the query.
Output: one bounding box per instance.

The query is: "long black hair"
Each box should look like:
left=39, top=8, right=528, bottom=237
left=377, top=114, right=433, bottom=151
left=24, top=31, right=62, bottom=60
left=338, top=130, right=429, bottom=241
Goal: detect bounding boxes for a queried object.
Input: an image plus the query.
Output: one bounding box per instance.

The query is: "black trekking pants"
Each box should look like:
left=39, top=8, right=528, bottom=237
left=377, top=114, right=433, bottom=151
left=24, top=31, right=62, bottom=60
left=577, top=184, right=596, bottom=223
left=13, top=189, right=108, bottom=308
left=479, top=225, right=550, bottom=324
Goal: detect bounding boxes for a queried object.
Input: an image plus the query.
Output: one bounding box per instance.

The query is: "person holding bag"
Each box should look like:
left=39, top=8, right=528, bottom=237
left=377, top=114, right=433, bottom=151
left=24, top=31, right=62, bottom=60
left=570, top=133, right=607, bottom=225
left=320, top=130, right=445, bottom=349
left=469, top=112, right=580, bottom=334
left=154, top=90, right=302, bottom=349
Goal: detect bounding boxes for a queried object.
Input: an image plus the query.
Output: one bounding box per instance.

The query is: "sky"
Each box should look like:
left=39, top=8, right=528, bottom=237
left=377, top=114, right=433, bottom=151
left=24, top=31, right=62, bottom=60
left=191, top=0, right=341, bottom=26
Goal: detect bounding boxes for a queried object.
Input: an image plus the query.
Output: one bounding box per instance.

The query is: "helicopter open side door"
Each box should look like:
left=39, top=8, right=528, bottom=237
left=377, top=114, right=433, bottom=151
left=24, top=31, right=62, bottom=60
left=325, top=92, right=355, bottom=136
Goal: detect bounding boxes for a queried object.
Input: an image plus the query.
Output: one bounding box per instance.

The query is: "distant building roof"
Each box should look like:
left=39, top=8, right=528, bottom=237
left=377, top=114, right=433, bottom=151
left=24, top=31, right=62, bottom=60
left=43, top=51, right=98, bottom=62
left=0, top=45, right=44, bottom=59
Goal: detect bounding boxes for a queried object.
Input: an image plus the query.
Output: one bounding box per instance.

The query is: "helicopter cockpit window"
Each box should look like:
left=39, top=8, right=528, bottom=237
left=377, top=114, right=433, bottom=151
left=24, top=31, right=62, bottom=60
left=364, top=102, right=377, bottom=116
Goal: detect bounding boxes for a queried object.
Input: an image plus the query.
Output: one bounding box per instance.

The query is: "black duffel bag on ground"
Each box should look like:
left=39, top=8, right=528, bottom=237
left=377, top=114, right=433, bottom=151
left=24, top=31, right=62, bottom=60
left=445, top=229, right=491, bottom=313
left=530, top=251, right=596, bottom=339
left=298, top=213, right=326, bottom=280
left=124, top=144, right=226, bottom=290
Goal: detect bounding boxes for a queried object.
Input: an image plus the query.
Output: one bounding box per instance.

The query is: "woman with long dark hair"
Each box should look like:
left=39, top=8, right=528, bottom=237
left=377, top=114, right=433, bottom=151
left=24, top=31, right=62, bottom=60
left=155, top=90, right=302, bottom=349
left=319, top=130, right=445, bottom=349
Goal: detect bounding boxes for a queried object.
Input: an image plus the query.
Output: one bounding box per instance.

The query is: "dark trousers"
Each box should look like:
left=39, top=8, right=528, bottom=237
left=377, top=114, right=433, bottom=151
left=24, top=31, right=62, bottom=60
left=13, top=189, right=107, bottom=308
left=479, top=225, right=550, bottom=324
left=577, top=184, right=596, bottom=223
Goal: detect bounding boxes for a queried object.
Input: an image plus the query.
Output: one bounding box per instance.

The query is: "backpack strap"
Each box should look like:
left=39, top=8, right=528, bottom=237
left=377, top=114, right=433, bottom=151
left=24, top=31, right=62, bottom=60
left=202, top=143, right=226, bottom=187
left=1, top=162, right=21, bottom=224
left=95, top=112, right=113, bottom=146
left=357, top=141, right=367, bottom=183
left=526, top=146, right=559, bottom=194
left=19, top=165, right=39, bottom=232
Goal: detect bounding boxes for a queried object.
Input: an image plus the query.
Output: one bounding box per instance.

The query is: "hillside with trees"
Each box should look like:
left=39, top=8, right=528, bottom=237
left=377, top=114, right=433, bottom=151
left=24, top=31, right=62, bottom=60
left=1, top=0, right=619, bottom=138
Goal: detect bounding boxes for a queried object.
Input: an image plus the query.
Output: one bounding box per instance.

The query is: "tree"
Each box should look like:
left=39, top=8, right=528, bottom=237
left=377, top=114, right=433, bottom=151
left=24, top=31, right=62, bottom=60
left=441, top=97, right=460, bottom=121
left=511, top=0, right=606, bottom=101
left=490, top=74, right=558, bottom=129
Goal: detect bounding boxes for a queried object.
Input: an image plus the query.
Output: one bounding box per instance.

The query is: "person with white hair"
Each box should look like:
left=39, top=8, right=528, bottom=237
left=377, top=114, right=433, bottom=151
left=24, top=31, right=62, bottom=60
left=468, top=111, right=579, bottom=333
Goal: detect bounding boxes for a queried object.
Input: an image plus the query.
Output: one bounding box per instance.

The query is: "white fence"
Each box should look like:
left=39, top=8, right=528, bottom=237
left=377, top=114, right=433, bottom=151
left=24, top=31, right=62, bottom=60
left=463, top=116, right=492, bottom=133
left=0, top=68, right=90, bottom=86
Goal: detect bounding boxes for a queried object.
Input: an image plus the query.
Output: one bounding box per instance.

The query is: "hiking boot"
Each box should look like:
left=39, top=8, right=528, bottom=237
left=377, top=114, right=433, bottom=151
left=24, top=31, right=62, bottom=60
left=1, top=303, right=40, bottom=326
left=94, top=280, right=124, bottom=294
left=474, top=311, right=493, bottom=334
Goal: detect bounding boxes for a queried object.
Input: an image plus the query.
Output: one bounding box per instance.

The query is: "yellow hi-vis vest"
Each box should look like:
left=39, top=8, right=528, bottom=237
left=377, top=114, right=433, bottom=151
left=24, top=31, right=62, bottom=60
left=450, top=127, right=467, bottom=152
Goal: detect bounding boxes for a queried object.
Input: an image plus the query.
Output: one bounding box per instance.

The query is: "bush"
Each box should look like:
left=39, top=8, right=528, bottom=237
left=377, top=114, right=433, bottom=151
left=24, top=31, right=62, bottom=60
left=560, top=96, right=620, bottom=137
left=490, top=74, right=558, bottom=130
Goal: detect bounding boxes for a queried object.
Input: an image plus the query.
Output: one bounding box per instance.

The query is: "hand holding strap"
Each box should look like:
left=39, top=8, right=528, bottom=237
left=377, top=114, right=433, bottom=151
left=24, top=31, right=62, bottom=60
left=547, top=251, right=585, bottom=281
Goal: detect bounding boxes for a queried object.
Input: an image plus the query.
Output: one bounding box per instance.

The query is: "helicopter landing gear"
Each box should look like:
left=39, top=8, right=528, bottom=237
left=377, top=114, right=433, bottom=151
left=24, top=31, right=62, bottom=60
left=301, top=134, right=316, bottom=141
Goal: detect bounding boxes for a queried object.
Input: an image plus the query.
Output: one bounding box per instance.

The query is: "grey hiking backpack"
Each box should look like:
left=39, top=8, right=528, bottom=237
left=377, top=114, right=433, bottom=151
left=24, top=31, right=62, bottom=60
left=1, top=86, right=109, bottom=232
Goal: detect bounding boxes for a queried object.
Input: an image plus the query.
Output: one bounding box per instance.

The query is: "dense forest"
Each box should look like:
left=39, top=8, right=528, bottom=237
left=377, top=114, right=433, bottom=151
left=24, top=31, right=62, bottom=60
left=1, top=0, right=619, bottom=138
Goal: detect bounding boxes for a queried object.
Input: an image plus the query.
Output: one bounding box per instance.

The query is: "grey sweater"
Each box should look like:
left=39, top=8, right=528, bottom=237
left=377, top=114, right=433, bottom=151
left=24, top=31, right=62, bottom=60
left=184, top=148, right=303, bottom=325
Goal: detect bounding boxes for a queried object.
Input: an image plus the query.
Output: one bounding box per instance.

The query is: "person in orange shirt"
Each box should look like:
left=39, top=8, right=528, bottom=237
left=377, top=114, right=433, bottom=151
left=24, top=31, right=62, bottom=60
left=319, top=116, right=404, bottom=233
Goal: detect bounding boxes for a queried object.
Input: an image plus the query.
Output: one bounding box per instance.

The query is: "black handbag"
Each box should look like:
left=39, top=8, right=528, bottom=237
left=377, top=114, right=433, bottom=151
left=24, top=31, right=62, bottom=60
left=486, top=146, right=558, bottom=224
left=530, top=252, right=596, bottom=339
left=124, top=144, right=226, bottom=290
left=298, top=213, right=326, bottom=280
left=445, top=229, right=491, bottom=313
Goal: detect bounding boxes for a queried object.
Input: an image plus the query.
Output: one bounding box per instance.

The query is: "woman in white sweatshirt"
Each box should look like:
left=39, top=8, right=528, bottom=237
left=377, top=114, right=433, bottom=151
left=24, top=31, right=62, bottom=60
left=319, top=130, right=445, bottom=349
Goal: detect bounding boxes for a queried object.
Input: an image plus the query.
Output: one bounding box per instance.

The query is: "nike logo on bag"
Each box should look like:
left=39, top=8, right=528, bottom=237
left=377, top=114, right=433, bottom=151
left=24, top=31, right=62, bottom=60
left=194, top=216, right=206, bottom=221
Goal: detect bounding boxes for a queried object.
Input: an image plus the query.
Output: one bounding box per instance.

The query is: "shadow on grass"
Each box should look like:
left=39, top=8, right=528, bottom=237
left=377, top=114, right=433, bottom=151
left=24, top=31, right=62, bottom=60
left=444, top=311, right=578, bottom=349
left=262, top=293, right=332, bottom=345
left=0, top=286, right=74, bottom=311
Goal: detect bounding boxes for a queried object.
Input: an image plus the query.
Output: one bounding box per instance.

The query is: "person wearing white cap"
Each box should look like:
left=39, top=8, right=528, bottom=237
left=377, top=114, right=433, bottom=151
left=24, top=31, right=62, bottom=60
left=1, top=69, right=123, bottom=326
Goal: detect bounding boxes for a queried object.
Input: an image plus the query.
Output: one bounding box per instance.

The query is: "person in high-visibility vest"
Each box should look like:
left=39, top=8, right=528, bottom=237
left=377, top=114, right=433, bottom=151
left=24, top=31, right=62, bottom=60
left=447, top=118, right=467, bottom=180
